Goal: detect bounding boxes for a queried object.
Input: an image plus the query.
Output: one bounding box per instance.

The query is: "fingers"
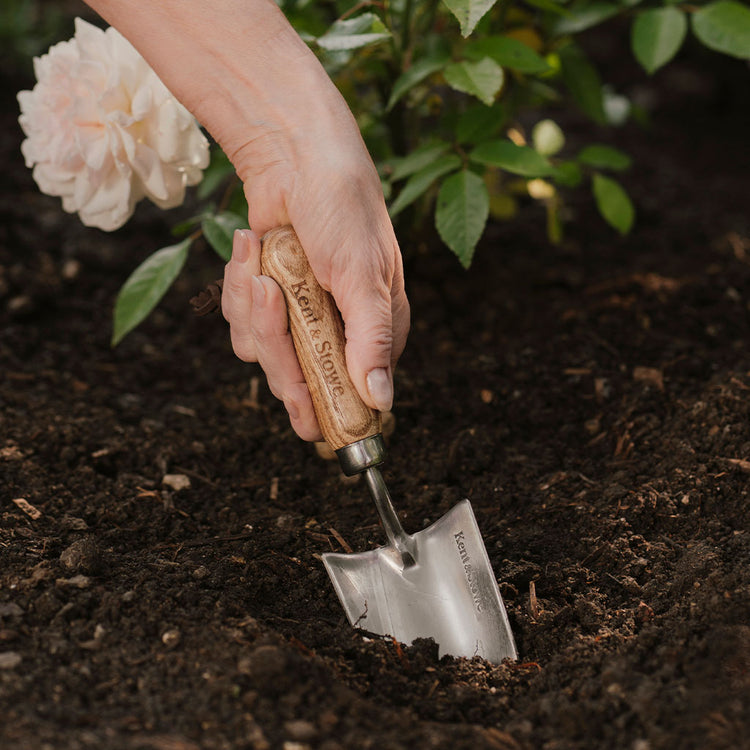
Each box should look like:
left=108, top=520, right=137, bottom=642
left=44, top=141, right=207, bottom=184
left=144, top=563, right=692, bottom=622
left=221, top=229, right=261, bottom=362
left=222, top=229, right=322, bottom=442
left=249, top=275, right=322, bottom=442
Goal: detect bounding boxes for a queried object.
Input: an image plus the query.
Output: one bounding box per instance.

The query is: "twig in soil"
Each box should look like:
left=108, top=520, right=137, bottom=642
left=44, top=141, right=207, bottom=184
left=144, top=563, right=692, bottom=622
left=306, top=530, right=333, bottom=549
left=245, top=376, right=260, bottom=409
left=391, top=636, right=409, bottom=667
left=189, top=279, right=224, bottom=315
left=512, top=661, right=542, bottom=672
left=136, top=487, right=161, bottom=500
left=724, top=457, right=750, bottom=473
left=353, top=601, right=369, bottom=627
left=269, top=477, right=279, bottom=501
left=12, top=497, right=41, bottom=520
left=529, top=581, right=539, bottom=620
left=426, top=679, right=440, bottom=699
left=328, top=526, right=353, bottom=554
left=172, top=466, right=217, bottom=487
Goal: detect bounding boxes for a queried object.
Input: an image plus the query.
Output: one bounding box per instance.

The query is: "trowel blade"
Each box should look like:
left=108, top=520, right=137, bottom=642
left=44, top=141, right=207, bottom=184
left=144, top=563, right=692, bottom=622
left=322, top=499, right=517, bottom=663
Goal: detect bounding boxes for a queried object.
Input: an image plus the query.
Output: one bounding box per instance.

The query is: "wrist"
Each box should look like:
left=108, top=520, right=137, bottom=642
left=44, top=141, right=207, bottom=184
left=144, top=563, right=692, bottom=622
left=86, top=0, right=351, bottom=173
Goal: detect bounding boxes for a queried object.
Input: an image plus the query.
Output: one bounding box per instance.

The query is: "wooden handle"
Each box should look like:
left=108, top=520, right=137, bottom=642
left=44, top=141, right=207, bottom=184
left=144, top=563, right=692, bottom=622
left=260, top=226, right=381, bottom=451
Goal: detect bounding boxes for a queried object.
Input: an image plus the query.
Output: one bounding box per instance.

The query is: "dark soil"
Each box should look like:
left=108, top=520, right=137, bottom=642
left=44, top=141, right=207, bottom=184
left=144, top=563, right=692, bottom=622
left=2, top=15, right=749, bottom=750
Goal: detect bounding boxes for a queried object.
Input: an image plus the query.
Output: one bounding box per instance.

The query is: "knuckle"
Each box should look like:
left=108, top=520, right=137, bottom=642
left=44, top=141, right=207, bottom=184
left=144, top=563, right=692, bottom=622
left=229, top=330, right=257, bottom=363
left=350, top=319, right=394, bottom=363
left=250, top=318, right=287, bottom=350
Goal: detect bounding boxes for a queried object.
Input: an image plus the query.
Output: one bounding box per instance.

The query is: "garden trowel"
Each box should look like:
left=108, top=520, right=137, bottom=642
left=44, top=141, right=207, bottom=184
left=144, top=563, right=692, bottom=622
left=261, top=226, right=517, bottom=663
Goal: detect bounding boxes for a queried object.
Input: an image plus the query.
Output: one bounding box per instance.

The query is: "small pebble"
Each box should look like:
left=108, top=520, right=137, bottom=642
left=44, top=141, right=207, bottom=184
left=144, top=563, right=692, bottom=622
left=59, top=537, right=100, bottom=574
left=0, top=652, right=22, bottom=669
left=162, top=474, right=191, bottom=491
left=161, top=629, right=181, bottom=648
left=284, top=720, right=317, bottom=743
left=7, top=295, right=34, bottom=316
left=61, top=259, right=81, bottom=280
left=192, top=565, right=210, bottom=580
left=0, top=603, right=23, bottom=618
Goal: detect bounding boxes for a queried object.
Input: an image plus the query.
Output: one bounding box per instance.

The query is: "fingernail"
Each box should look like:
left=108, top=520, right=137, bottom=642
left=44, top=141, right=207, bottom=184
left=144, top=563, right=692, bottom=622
left=284, top=398, right=300, bottom=421
left=232, top=229, right=252, bottom=263
left=366, top=368, right=393, bottom=412
left=250, top=275, right=266, bottom=309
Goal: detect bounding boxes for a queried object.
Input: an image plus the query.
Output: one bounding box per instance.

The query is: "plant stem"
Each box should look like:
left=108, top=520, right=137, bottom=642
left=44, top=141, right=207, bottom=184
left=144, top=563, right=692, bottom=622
left=401, top=0, right=414, bottom=60
left=340, top=0, right=386, bottom=22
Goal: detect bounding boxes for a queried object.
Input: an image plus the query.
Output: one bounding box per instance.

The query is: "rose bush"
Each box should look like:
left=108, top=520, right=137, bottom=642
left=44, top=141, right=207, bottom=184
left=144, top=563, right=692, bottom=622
left=17, top=17, right=209, bottom=231
left=16, top=4, right=750, bottom=344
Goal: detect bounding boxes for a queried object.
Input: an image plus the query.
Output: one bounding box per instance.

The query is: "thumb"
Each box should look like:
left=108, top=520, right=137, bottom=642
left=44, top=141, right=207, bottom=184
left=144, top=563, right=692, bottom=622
left=331, top=255, right=409, bottom=415
left=341, top=292, right=395, bottom=413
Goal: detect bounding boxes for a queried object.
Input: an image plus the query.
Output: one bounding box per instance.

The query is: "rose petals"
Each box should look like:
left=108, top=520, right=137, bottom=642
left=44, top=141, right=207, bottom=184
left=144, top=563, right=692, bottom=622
left=17, top=18, right=209, bottom=232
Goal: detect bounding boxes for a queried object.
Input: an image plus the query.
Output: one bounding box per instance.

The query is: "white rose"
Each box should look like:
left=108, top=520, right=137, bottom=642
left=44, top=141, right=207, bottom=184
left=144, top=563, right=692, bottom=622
left=17, top=18, right=210, bottom=232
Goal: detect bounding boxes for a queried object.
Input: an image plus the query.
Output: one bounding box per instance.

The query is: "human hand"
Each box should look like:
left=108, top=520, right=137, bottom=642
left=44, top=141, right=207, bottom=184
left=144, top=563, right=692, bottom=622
left=215, top=15, right=409, bottom=442
left=221, top=165, right=410, bottom=443
left=83, top=0, right=409, bottom=441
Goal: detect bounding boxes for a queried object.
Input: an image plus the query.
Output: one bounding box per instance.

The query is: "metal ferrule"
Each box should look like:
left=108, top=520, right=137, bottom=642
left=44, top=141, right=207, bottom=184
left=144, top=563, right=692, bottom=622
left=335, top=434, right=386, bottom=476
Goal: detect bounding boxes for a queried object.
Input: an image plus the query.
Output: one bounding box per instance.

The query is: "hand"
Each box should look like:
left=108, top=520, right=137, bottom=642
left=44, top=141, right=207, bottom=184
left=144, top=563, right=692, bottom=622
left=84, top=0, right=410, bottom=441
left=220, top=149, right=410, bottom=440
left=216, top=12, right=410, bottom=442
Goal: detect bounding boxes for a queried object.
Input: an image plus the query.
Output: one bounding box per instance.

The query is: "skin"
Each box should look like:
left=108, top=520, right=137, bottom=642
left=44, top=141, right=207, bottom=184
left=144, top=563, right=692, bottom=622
left=84, top=0, right=410, bottom=440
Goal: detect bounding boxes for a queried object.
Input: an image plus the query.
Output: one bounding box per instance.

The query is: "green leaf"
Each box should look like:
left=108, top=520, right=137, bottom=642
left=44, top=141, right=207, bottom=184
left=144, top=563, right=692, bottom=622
left=552, top=161, right=583, bottom=187
left=435, top=170, right=490, bottom=268
left=577, top=144, right=632, bottom=171
left=112, top=238, right=192, bottom=346
left=467, top=35, right=551, bottom=73
left=387, top=55, right=449, bottom=111
left=456, top=102, right=507, bottom=144
left=559, top=44, right=607, bottom=125
left=227, top=184, right=250, bottom=218
left=692, top=1, right=750, bottom=59
left=389, top=154, right=462, bottom=217
left=552, top=1, right=620, bottom=35
left=444, top=58, right=504, bottom=106
left=532, top=119, right=565, bottom=156
left=201, top=212, right=249, bottom=261
left=317, top=13, right=391, bottom=51
left=171, top=210, right=208, bottom=237
left=592, top=173, right=635, bottom=234
left=471, top=139, right=554, bottom=177
left=631, top=7, right=687, bottom=73
left=387, top=142, right=452, bottom=182
left=442, top=0, right=499, bottom=36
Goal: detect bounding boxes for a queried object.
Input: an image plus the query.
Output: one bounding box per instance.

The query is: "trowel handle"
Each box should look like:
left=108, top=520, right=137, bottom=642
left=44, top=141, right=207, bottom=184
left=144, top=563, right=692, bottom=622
left=260, top=226, right=381, bottom=452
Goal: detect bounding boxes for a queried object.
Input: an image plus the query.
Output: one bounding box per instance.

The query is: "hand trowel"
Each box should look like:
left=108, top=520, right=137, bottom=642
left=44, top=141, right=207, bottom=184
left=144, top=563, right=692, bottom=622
left=261, top=226, right=517, bottom=663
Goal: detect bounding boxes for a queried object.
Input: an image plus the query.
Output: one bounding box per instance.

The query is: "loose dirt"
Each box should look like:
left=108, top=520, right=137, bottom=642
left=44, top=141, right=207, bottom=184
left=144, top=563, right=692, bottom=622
left=1, top=16, right=748, bottom=750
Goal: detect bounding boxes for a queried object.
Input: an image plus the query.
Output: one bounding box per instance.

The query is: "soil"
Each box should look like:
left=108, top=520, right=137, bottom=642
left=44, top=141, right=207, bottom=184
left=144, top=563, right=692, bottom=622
left=1, top=14, right=749, bottom=750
